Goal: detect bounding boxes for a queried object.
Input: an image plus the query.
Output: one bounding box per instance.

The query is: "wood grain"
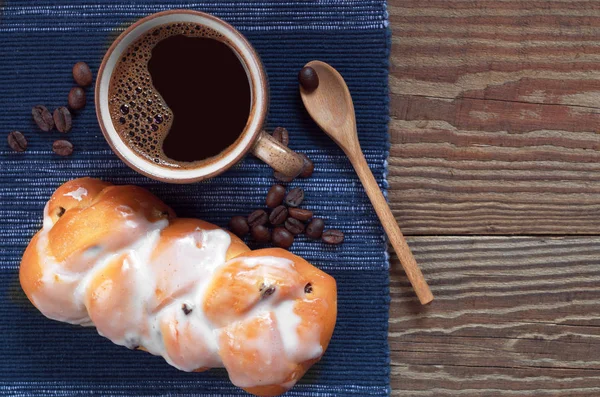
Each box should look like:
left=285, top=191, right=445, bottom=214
left=390, top=236, right=600, bottom=396
left=387, top=0, right=600, bottom=235
left=386, top=2, right=600, bottom=394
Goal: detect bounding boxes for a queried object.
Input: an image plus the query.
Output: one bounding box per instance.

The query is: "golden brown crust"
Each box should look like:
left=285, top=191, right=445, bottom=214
left=19, top=232, right=42, bottom=306
left=48, top=184, right=175, bottom=263
left=20, top=178, right=177, bottom=319
left=230, top=249, right=337, bottom=397
left=19, top=178, right=337, bottom=396
left=46, top=178, right=112, bottom=223
left=21, top=178, right=114, bottom=301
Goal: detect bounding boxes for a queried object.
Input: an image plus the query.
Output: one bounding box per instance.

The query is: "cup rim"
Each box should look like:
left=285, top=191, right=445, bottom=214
left=95, top=9, right=268, bottom=183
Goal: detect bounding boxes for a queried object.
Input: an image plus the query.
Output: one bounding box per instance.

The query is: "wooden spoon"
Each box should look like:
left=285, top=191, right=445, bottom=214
left=300, top=60, right=433, bottom=305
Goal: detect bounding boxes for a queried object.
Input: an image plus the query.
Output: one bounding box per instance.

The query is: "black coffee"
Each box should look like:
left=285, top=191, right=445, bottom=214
left=108, top=23, right=251, bottom=168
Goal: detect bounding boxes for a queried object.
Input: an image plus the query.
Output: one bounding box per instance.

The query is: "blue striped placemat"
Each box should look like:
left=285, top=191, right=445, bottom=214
left=0, top=1, right=391, bottom=396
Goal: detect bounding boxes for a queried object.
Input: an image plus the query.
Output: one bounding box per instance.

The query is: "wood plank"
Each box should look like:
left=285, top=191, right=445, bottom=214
left=387, top=0, right=600, bottom=234
left=391, top=236, right=600, bottom=396
left=389, top=0, right=600, bottom=103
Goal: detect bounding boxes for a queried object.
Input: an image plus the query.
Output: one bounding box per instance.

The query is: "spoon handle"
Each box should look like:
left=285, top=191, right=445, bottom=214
left=349, top=151, right=434, bottom=305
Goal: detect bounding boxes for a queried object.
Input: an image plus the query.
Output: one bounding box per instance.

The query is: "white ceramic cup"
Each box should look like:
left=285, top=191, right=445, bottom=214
left=96, top=10, right=304, bottom=183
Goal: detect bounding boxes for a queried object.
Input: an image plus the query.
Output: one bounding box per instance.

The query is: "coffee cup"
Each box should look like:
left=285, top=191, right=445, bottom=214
left=96, top=10, right=304, bottom=183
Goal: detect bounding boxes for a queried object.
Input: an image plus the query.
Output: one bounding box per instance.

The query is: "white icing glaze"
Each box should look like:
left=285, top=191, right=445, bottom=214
left=274, top=300, right=303, bottom=358
left=30, top=200, right=325, bottom=391
left=63, top=187, right=88, bottom=201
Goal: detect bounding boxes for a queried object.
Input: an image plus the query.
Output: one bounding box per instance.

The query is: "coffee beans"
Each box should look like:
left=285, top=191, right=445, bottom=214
left=306, top=218, right=325, bottom=239
left=272, top=127, right=289, bottom=146
left=229, top=216, right=249, bottom=237
left=285, top=187, right=304, bottom=207
left=29, top=105, right=75, bottom=154
left=228, top=184, right=345, bottom=250
left=285, top=217, right=305, bottom=235
left=52, top=139, right=73, bottom=156
left=298, top=66, right=319, bottom=92
left=269, top=205, right=288, bottom=225
left=322, top=229, right=344, bottom=245
left=72, top=62, right=93, bottom=87
left=251, top=225, right=271, bottom=243
left=32, top=105, right=54, bottom=132
left=53, top=107, right=72, bottom=133
left=10, top=64, right=91, bottom=156
left=68, top=87, right=86, bottom=110
left=7, top=131, right=27, bottom=152
left=266, top=184, right=286, bottom=208
left=272, top=227, right=294, bottom=249
left=288, top=207, right=313, bottom=221
left=299, top=153, right=314, bottom=178
left=248, top=209, right=268, bottom=228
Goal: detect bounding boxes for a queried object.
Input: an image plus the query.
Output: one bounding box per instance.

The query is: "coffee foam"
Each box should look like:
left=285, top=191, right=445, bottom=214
left=108, top=23, right=227, bottom=169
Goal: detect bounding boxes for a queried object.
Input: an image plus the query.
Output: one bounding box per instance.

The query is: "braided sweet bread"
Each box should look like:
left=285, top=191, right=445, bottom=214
left=19, top=178, right=337, bottom=396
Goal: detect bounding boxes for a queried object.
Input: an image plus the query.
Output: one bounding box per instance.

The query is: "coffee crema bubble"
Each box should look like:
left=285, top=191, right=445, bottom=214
left=108, top=22, right=250, bottom=168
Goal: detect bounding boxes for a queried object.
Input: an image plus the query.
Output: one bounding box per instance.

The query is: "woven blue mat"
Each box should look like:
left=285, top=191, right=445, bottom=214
left=0, top=1, right=391, bottom=396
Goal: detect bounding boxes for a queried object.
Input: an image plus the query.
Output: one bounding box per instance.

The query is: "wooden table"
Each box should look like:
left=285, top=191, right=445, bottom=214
left=387, top=1, right=600, bottom=395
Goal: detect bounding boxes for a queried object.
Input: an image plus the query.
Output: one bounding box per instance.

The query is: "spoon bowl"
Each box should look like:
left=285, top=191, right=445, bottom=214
left=300, top=61, right=357, bottom=150
left=301, top=61, right=353, bottom=137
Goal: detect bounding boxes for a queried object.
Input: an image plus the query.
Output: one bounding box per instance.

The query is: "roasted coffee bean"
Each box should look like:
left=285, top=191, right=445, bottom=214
left=272, top=227, right=294, bottom=249
left=274, top=171, right=295, bottom=183
left=53, top=107, right=72, bottom=133
left=72, top=62, right=93, bottom=87
left=251, top=225, right=271, bottom=243
left=248, top=209, right=268, bottom=227
left=269, top=205, right=288, bottom=225
left=32, top=105, right=54, bottom=132
left=68, top=87, right=86, bottom=110
left=229, top=215, right=249, bottom=237
left=266, top=184, right=286, bottom=208
left=272, top=127, right=289, bottom=146
left=52, top=139, right=73, bottom=156
left=322, top=229, right=344, bottom=245
left=299, top=153, right=314, bottom=178
left=298, top=66, right=319, bottom=92
left=306, top=218, right=325, bottom=239
left=285, top=187, right=304, bottom=207
left=7, top=131, right=27, bottom=152
left=285, top=217, right=305, bottom=235
left=288, top=207, right=313, bottom=221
